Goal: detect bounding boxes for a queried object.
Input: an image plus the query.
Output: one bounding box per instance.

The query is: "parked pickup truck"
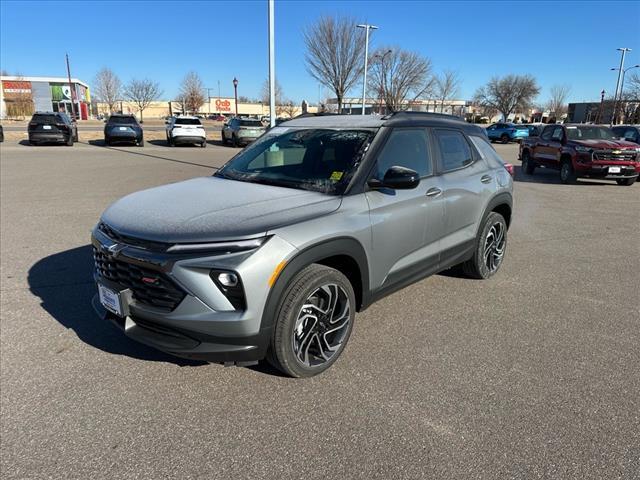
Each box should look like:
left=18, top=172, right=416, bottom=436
left=519, top=124, right=640, bottom=185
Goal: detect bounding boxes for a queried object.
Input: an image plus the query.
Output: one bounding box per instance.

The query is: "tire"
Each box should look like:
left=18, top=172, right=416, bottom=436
left=559, top=160, right=576, bottom=184
left=267, top=264, right=356, bottom=378
left=616, top=177, right=636, bottom=186
left=104, top=136, right=110, bottom=146
left=500, top=134, right=509, bottom=144
left=137, top=138, right=144, bottom=147
left=201, top=140, right=207, bottom=148
left=66, top=134, right=74, bottom=146
left=521, top=150, right=535, bottom=175
left=232, top=134, right=238, bottom=148
left=221, top=131, right=227, bottom=145
left=462, top=212, right=508, bottom=279
left=168, top=136, right=174, bottom=147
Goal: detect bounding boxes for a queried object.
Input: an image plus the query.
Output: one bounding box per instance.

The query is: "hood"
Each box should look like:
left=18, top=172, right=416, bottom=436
left=571, top=139, right=638, bottom=149
left=100, top=176, right=341, bottom=243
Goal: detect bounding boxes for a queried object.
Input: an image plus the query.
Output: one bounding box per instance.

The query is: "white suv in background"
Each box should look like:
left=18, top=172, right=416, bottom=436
left=165, top=116, right=207, bottom=147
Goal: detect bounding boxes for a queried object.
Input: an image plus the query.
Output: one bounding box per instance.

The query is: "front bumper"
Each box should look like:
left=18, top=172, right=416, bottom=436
left=90, top=226, right=296, bottom=363
left=574, top=161, right=639, bottom=179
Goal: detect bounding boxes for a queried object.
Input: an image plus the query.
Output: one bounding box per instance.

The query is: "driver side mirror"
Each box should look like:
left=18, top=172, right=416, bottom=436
left=368, top=166, right=420, bottom=190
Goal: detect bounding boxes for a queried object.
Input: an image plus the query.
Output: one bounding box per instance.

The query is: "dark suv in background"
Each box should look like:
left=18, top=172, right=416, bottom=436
left=104, top=114, right=144, bottom=146
left=28, top=112, right=78, bottom=146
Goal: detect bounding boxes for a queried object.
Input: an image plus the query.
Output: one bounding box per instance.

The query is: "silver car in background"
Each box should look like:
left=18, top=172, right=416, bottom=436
left=221, top=117, right=266, bottom=147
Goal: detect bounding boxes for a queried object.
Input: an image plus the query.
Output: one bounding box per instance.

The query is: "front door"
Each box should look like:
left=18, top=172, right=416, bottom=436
left=365, top=127, right=445, bottom=290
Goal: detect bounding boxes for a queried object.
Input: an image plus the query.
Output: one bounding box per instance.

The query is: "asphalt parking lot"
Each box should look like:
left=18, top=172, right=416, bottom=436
left=1, top=139, right=639, bottom=479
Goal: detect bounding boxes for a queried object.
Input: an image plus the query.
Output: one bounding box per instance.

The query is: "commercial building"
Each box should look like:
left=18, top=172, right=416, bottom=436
left=0, top=75, right=91, bottom=120
left=329, top=97, right=474, bottom=117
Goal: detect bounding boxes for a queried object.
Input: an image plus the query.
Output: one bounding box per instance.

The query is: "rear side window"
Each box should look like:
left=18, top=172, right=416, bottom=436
left=551, top=127, right=564, bottom=141
left=540, top=126, right=554, bottom=140
left=175, top=118, right=202, bottom=125
left=469, top=136, right=505, bottom=169
left=375, top=128, right=431, bottom=178
left=434, top=130, right=473, bottom=171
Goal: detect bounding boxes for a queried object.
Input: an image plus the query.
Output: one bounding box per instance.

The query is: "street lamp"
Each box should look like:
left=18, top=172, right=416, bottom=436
left=357, top=23, right=378, bottom=115
left=373, top=49, right=392, bottom=114
left=610, top=47, right=632, bottom=126
left=233, top=77, right=239, bottom=117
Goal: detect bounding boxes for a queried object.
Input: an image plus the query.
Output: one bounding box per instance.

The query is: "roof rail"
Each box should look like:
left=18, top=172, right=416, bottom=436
left=382, top=111, right=465, bottom=122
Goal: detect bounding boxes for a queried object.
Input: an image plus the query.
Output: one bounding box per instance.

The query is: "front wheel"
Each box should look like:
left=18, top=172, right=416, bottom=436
left=616, top=177, right=636, bottom=186
left=462, top=212, right=508, bottom=279
left=267, top=264, right=356, bottom=378
left=522, top=151, right=535, bottom=175
left=560, top=160, right=576, bottom=184
left=137, top=138, right=144, bottom=147
left=501, top=134, right=509, bottom=144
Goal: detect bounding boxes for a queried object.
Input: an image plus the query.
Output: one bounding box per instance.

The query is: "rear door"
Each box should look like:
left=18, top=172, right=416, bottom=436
left=545, top=125, right=565, bottom=169
left=365, top=127, right=445, bottom=290
left=533, top=125, right=555, bottom=165
left=433, top=128, right=488, bottom=260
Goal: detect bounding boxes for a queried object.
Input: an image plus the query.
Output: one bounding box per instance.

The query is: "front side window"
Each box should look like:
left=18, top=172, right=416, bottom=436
left=215, top=127, right=376, bottom=194
left=551, top=127, right=564, bottom=141
left=374, top=128, right=431, bottom=179
left=540, top=126, right=554, bottom=140
left=435, top=130, right=473, bottom=171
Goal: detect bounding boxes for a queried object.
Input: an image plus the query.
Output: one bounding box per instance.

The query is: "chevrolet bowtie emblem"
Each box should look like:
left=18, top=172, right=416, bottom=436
left=107, top=243, right=124, bottom=255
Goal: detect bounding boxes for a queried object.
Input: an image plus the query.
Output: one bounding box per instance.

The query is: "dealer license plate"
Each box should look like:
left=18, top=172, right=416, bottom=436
left=98, top=284, right=123, bottom=317
left=43, top=125, right=52, bottom=130
left=609, top=166, right=621, bottom=173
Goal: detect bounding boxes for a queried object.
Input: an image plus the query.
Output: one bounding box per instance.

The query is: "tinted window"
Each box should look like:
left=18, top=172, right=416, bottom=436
left=108, top=116, right=137, bottom=124
left=375, top=128, right=431, bottom=178
left=540, top=126, right=554, bottom=140
left=175, top=118, right=202, bottom=125
left=239, top=119, right=263, bottom=127
left=435, top=130, right=473, bottom=171
left=551, top=127, right=564, bottom=141
left=32, top=114, right=59, bottom=124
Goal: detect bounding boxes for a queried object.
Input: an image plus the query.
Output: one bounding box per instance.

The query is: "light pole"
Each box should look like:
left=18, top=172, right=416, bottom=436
left=373, top=49, right=392, bottom=115
left=357, top=23, right=378, bottom=115
left=233, top=77, right=239, bottom=117
left=596, top=89, right=605, bottom=123
left=611, top=48, right=631, bottom=126
left=268, top=0, right=276, bottom=127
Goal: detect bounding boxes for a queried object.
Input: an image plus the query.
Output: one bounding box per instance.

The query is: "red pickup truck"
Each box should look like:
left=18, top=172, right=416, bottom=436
left=519, top=124, right=640, bottom=185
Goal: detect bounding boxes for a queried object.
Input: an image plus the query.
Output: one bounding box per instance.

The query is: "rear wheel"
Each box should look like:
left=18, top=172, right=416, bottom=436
left=559, top=160, right=576, bottom=184
left=267, top=264, right=355, bottom=378
left=521, top=150, right=535, bottom=175
left=201, top=140, right=207, bottom=148
left=232, top=134, right=238, bottom=148
left=616, top=177, right=636, bottom=186
left=137, top=138, right=144, bottom=147
left=168, top=136, right=174, bottom=147
left=500, top=134, right=509, bottom=144
left=221, top=131, right=227, bottom=145
left=462, top=212, right=508, bottom=279
left=66, top=134, right=74, bottom=146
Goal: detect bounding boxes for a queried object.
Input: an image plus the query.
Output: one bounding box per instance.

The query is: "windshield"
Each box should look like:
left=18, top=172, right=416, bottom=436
left=566, top=126, right=616, bottom=140
left=215, top=127, right=376, bottom=194
left=175, top=118, right=201, bottom=125
left=108, top=116, right=137, bottom=124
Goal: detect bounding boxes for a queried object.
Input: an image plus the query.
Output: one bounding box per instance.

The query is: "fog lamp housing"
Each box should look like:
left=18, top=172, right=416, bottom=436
left=210, top=269, right=245, bottom=310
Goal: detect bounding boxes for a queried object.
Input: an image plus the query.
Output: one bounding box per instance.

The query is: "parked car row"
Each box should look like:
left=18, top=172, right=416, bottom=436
left=519, top=124, right=640, bottom=185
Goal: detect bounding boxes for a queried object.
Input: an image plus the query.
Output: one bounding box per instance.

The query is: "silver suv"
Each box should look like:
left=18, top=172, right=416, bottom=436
left=92, top=113, right=513, bottom=377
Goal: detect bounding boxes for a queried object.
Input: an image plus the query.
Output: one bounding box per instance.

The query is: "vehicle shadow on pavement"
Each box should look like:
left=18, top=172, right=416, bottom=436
left=28, top=245, right=205, bottom=366
left=512, top=164, right=620, bottom=186
left=83, top=140, right=216, bottom=169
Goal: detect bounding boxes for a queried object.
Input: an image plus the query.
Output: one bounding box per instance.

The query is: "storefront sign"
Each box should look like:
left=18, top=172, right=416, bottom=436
left=2, top=80, right=32, bottom=97
left=215, top=99, right=232, bottom=112
left=51, top=83, right=73, bottom=101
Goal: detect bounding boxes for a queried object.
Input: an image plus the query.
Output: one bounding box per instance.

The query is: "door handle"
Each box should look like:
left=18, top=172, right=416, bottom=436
left=481, top=175, right=493, bottom=184
left=425, top=187, right=442, bottom=198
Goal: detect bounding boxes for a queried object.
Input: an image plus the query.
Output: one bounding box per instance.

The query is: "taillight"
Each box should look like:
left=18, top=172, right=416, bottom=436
left=504, top=163, right=515, bottom=177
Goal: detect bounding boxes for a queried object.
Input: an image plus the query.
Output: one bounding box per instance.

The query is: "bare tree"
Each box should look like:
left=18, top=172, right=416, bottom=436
left=368, top=46, right=435, bottom=113
left=625, top=71, right=640, bottom=99
left=545, top=84, right=571, bottom=120
left=303, top=16, right=365, bottom=111
left=435, top=70, right=461, bottom=113
left=260, top=77, right=283, bottom=105
left=473, top=74, right=540, bottom=121
left=123, top=78, right=162, bottom=123
left=5, top=76, right=34, bottom=119
left=93, top=68, right=122, bottom=114
left=280, top=100, right=299, bottom=118
left=179, top=71, right=206, bottom=115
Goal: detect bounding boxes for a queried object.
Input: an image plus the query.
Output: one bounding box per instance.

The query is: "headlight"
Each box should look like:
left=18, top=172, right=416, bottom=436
left=574, top=146, right=592, bottom=153
left=166, top=236, right=270, bottom=253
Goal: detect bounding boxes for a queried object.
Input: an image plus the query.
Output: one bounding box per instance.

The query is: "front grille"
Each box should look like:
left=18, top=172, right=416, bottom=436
left=93, top=247, right=186, bottom=311
left=593, top=150, right=638, bottom=162
left=98, top=222, right=170, bottom=252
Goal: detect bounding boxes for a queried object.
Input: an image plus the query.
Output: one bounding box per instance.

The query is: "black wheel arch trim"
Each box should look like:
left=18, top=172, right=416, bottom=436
left=477, top=192, right=513, bottom=236
left=259, top=237, right=370, bottom=335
